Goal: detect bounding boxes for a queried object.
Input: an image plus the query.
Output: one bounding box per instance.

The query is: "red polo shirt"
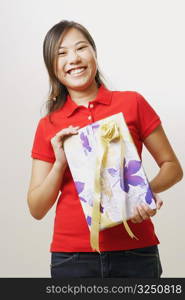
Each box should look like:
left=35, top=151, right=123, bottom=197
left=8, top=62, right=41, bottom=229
left=31, top=85, right=161, bottom=252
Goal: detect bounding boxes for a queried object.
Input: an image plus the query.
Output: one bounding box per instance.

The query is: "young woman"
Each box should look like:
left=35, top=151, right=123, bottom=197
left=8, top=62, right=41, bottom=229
left=27, top=20, right=183, bottom=278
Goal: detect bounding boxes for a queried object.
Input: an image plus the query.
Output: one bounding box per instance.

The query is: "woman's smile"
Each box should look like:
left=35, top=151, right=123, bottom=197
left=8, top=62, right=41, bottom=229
left=66, top=66, right=87, bottom=77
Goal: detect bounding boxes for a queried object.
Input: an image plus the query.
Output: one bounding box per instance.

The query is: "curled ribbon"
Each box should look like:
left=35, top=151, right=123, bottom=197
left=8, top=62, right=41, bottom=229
left=90, top=121, right=138, bottom=253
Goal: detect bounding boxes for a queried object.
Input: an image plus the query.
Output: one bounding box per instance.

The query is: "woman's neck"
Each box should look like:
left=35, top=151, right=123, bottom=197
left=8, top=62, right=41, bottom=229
left=68, top=81, right=99, bottom=107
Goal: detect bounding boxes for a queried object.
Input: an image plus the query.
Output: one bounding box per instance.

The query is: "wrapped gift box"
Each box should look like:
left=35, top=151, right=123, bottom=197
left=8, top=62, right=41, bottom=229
left=63, top=112, right=156, bottom=251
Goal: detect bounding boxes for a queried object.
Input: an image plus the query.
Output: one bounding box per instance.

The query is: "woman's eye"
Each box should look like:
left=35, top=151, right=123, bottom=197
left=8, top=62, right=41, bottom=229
left=77, top=46, right=86, bottom=50
left=58, top=52, right=66, bottom=56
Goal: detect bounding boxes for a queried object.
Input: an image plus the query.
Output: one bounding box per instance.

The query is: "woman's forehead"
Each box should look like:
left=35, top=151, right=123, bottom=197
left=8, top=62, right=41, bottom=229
left=59, top=28, right=88, bottom=48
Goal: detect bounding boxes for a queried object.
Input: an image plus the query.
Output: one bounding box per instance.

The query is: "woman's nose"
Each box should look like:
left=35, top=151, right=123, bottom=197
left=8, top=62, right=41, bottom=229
left=68, top=50, right=81, bottom=63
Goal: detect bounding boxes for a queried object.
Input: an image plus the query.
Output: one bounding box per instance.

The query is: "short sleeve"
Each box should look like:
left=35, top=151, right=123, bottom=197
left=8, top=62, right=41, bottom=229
left=31, top=118, right=55, bottom=163
left=136, top=92, right=161, bottom=141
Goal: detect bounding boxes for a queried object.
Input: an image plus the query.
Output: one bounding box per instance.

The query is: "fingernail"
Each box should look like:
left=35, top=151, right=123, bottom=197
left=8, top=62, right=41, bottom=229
left=72, top=128, right=79, bottom=132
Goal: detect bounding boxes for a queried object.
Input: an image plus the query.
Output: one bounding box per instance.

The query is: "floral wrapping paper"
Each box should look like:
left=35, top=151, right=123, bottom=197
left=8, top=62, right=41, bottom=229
left=63, top=112, right=156, bottom=233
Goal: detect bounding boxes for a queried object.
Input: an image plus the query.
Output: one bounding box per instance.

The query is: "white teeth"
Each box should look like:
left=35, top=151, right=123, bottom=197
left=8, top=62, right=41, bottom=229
left=69, top=67, right=85, bottom=75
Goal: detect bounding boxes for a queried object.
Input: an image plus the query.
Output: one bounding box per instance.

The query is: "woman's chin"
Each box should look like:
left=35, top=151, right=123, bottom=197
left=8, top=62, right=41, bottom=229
left=66, top=79, right=95, bottom=92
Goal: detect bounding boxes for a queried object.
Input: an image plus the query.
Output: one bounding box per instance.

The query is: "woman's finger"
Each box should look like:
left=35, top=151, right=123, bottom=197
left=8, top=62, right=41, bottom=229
left=130, top=207, right=143, bottom=223
left=140, top=203, right=157, bottom=217
left=157, top=199, right=163, bottom=210
left=136, top=204, right=151, bottom=220
left=130, top=203, right=157, bottom=223
left=56, top=126, right=79, bottom=138
left=154, top=194, right=163, bottom=210
left=51, top=126, right=79, bottom=145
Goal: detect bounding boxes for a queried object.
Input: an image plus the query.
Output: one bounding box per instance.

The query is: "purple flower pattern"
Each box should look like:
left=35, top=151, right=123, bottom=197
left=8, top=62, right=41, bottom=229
left=108, top=160, right=153, bottom=204
left=92, top=123, right=100, bottom=130
left=80, top=132, right=92, bottom=153
left=75, top=181, right=103, bottom=212
left=75, top=181, right=85, bottom=194
left=87, top=216, right=92, bottom=225
left=75, top=181, right=87, bottom=203
left=108, top=168, right=117, bottom=177
left=145, top=185, right=153, bottom=204
left=122, top=159, right=145, bottom=193
left=76, top=155, right=154, bottom=225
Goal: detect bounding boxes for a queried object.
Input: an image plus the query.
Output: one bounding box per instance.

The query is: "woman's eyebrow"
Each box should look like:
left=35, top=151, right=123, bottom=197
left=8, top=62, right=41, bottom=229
left=59, top=40, right=88, bottom=49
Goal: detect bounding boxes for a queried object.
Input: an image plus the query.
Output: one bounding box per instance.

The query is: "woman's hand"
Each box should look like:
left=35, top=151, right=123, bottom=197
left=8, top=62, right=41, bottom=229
left=51, top=125, right=79, bottom=167
left=130, top=195, right=163, bottom=223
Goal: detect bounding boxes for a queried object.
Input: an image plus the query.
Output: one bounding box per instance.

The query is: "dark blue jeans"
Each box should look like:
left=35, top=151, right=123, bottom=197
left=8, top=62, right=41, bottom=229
left=50, top=245, right=162, bottom=278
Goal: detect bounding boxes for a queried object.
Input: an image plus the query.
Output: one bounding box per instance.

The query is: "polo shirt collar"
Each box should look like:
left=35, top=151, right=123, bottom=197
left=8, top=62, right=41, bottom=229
left=64, top=84, right=113, bottom=117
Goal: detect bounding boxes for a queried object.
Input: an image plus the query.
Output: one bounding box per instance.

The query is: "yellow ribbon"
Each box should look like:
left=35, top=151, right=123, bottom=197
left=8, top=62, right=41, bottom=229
left=90, top=121, right=138, bottom=253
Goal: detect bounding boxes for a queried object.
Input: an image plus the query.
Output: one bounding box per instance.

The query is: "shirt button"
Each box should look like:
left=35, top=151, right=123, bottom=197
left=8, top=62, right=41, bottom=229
left=89, top=104, right=94, bottom=109
left=88, top=115, right=92, bottom=120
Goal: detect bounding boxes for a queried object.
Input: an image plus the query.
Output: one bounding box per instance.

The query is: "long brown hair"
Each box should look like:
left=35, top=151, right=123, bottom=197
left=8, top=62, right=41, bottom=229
left=43, top=20, right=106, bottom=115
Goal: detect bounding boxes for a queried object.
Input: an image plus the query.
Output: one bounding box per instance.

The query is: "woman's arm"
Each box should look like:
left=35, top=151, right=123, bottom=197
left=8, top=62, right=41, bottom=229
left=27, top=125, right=79, bottom=220
left=27, top=160, right=66, bottom=220
left=144, top=125, right=183, bottom=193
left=131, top=124, right=183, bottom=223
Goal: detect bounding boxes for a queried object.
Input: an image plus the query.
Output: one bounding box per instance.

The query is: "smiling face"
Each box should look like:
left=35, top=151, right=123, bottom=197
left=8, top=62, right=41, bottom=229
left=56, top=28, right=98, bottom=93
